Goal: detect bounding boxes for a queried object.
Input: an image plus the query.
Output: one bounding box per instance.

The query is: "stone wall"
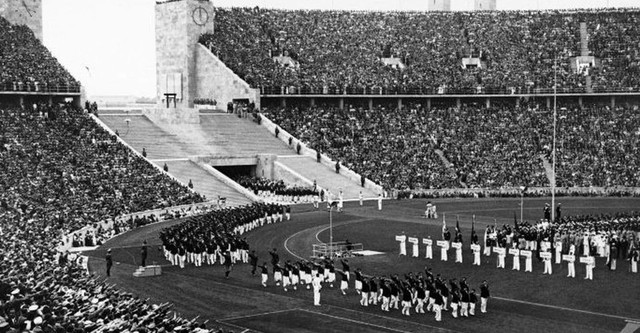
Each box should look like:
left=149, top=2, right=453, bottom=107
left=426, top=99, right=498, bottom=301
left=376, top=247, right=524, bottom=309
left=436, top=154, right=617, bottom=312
left=142, top=107, right=200, bottom=124
left=195, top=44, right=260, bottom=108
left=0, top=0, right=43, bottom=41
left=155, top=0, right=214, bottom=109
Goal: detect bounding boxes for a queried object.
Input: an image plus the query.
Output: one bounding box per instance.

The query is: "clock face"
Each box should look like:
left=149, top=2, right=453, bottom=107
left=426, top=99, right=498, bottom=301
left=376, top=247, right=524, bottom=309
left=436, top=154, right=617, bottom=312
left=192, top=6, right=209, bottom=26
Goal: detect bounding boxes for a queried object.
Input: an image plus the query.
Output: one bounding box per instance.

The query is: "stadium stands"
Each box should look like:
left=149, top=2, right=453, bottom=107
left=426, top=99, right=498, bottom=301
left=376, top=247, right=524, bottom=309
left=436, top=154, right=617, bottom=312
left=0, top=105, right=215, bottom=331
left=262, top=103, right=640, bottom=191
left=0, top=17, right=79, bottom=92
left=201, top=8, right=640, bottom=94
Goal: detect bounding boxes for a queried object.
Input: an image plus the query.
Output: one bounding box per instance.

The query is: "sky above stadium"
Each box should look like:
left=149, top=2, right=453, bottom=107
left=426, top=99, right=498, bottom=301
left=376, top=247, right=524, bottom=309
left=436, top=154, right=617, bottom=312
left=43, top=0, right=638, bottom=98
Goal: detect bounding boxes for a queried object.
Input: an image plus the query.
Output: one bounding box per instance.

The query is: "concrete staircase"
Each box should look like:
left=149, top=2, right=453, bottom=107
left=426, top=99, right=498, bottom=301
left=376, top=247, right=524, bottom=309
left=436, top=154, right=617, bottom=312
left=579, top=22, right=594, bottom=93
left=154, top=160, right=253, bottom=206
left=99, top=115, right=197, bottom=159
left=197, top=114, right=294, bottom=156
left=277, top=156, right=379, bottom=200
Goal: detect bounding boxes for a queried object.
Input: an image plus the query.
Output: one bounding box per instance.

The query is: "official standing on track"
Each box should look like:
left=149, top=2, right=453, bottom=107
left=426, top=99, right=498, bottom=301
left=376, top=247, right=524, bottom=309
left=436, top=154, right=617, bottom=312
left=140, top=240, right=148, bottom=267
left=106, top=249, right=113, bottom=277
left=312, top=273, right=323, bottom=306
left=480, top=280, right=490, bottom=313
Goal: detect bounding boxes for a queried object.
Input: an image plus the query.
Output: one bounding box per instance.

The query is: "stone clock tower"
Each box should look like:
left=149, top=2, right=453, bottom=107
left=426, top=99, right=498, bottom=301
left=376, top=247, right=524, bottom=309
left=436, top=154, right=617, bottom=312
left=155, top=0, right=214, bottom=109
left=0, top=0, right=43, bottom=41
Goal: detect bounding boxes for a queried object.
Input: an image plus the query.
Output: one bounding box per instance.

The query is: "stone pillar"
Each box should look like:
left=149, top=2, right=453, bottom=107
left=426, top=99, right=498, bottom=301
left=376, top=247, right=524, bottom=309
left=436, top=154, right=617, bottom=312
left=485, top=97, right=491, bottom=108
left=397, top=98, right=403, bottom=111
left=339, top=98, right=344, bottom=110
left=611, top=96, right=616, bottom=109
left=368, top=98, right=373, bottom=110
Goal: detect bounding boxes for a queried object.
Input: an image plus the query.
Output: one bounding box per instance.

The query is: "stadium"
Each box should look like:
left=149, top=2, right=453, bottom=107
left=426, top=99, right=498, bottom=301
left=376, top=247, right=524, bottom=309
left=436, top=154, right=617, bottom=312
left=1, top=0, right=639, bottom=332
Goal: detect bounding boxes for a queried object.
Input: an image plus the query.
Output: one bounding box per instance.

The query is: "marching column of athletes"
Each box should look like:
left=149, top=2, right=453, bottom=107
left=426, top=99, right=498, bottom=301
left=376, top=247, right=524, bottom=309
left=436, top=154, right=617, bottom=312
left=256, top=252, right=491, bottom=321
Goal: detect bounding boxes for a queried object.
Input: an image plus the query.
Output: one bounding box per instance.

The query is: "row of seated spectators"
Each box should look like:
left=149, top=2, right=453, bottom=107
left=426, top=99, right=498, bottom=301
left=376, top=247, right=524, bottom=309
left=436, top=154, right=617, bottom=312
left=262, top=102, right=640, bottom=191
left=202, top=7, right=640, bottom=94
left=234, top=176, right=316, bottom=198
left=263, top=104, right=458, bottom=190
left=0, top=17, right=79, bottom=92
left=68, top=204, right=221, bottom=249
left=0, top=105, right=217, bottom=331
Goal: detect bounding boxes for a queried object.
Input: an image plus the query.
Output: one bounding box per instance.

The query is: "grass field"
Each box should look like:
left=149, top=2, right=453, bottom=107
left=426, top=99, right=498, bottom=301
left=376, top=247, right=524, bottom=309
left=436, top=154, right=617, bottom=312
left=86, top=197, right=640, bottom=333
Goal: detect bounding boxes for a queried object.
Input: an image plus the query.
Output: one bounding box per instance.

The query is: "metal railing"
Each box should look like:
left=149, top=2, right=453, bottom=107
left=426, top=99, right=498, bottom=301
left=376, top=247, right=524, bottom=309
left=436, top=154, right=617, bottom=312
left=0, top=82, right=81, bottom=94
left=260, top=85, right=640, bottom=96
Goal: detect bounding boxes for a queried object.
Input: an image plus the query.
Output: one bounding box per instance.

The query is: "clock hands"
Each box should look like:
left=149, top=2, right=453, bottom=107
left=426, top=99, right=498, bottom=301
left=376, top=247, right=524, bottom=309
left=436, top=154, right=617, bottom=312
left=22, top=0, right=34, bottom=17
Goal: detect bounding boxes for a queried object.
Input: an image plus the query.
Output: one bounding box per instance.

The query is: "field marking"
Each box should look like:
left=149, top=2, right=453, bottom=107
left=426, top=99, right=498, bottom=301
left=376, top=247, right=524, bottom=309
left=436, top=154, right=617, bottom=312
left=493, top=296, right=640, bottom=322
left=300, top=306, right=461, bottom=333
left=217, top=320, right=263, bottom=333
left=284, top=218, right=370, bottom=260
left=220, top=308, right=298, bottom=322
left=283, top=229, right=312, bottom=261
left=297, top=308, right=413, bottom=333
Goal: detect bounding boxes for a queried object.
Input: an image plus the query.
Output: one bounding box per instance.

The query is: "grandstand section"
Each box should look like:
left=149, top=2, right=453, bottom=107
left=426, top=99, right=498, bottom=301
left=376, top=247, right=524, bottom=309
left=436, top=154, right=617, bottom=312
left=202, top=8, right=640, bottom=95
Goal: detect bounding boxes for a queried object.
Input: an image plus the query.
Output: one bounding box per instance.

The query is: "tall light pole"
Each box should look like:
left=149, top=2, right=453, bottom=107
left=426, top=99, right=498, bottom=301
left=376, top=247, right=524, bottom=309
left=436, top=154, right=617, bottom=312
left=551, top=56, right=558, bottom=223
left=329, top=204, right=334, bottom=259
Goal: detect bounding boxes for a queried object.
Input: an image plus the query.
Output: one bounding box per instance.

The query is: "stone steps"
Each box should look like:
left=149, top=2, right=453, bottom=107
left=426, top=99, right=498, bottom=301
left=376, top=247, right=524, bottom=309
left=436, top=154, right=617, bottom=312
left=99, top=115, right=196, bottom=159
left=277, top=156, right=379, bottom=200
left=155, top=160, right=252, bottom=206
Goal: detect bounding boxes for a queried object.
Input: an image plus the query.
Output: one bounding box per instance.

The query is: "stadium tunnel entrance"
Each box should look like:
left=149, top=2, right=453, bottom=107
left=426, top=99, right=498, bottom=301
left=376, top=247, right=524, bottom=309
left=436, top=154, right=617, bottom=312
left=214, top=165, right=257, bottom=179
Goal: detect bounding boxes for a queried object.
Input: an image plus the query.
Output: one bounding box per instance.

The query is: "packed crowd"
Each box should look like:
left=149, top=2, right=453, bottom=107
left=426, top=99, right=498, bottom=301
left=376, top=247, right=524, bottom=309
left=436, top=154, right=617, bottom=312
left=234, top=176, right=316, bottom=202
left=0, top=105, right=218, bottom=331
left=204, top=8, right=640, bottom=94
left=0, top=17, right=79, bottom=92
left=160, top=203, right=288, bottom=269
left=258, top=252, right=491, bottom=321
left=68, top=204, right=221, bottom=249
left=263, top=102, right=640, bottom=192
left=263, top=104, right=457, bottom=190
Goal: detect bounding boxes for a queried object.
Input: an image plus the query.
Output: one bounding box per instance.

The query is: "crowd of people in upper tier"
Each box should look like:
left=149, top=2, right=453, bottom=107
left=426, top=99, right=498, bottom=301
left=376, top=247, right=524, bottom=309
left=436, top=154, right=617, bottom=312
left=202, top=8, right=640, bottom=94
left=0, top=105, right=215, bottom=331
left=262, top=101, right=640, bottom=191
left=0, top=17, right=79, bottom=92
